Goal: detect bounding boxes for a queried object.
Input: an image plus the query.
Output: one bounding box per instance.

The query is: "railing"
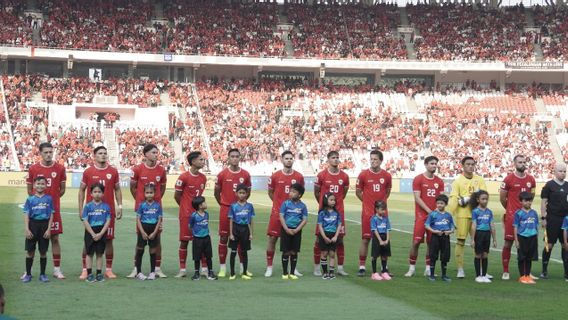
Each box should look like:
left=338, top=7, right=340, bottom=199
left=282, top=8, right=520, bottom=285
left=0, top=80, right=23, bottom=170
left=190, top=84, right=217, bottom=173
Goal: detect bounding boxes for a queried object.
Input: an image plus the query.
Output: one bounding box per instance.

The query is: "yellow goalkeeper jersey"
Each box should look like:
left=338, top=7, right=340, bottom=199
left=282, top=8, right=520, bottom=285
left=447, top=174, right=487, bottom=219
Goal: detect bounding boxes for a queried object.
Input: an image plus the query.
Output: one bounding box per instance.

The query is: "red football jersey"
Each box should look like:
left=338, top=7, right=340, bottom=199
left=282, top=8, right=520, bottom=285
left=412, top=173, right=445, bottom=216
left=131, top=163, right=167, bottom=210
left=356, top=169, right=392, bottom=216
left=175, top=170, right=207, bottom=217
left=501, top=173, right=536, bottom=215
left=215, top=168, right=251, bottom=206
left=268, top=169, right=305, bottom=214
left=26, top=162, right=67, bottom=214
left=81, top=165, right=120, bottom=215
left=315, top=169, right=350, bottom=215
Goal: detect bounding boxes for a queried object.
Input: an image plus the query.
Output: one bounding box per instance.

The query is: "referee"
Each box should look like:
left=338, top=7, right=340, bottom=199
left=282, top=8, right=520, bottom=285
left=540, top=163, right=568, bottom=279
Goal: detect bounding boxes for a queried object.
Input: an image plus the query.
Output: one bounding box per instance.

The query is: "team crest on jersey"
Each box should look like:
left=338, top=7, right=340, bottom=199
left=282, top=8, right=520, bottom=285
left=434, top=183, right=439, bottom=188
left=51, top=172, right=57, bottom=178
left=291, top=179, right=297, bottom=184
left=175, top=180, right=183, bottom=187
left=380, top=178, right=384, bottom=184
left=527, top=182, right=532, bottom=188
left=239, top=178, right=244, bottom=183
left=339, top=179, right=344, bottom=185
left=106, top=174, right=112, bottom=180
left=200, top=184, right=205, bottom=189
left=156, top=176, right=161, bottom=182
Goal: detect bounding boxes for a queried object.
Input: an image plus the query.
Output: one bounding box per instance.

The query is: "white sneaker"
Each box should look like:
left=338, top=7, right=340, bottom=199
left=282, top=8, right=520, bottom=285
left=404, top=265, right=416, bottom=277
left=135, top=272, right=147, bottom=280
left=294, top=269, right=303, bottom=277
left=313, top=265, right=322, bottom=277
left=486, top=273, right=493, bottom=279
left=475, top=276, right=485, bottom=283
left=423, top=266, right=430, bottom=277
left=482, top=276, right=492, bottom=283
left=155, top=268, right=167, bottom=278
left=200, top=267, right=208, bottom=276
left=126, top=267, right=137, bottom=279
left=147, top=272, right=156, bottom=280
left=529, top=273, right=539, bottom=280
left=502, top=272, right=510, bottom=280
left=53, top=270, right=66, bottom=279
left=264, top=266, right=273, bottom=277
left=457, top=268, right=465, bottom=279
left=337, top=265, right=349, bottom=276
left=175, top=269, right=187, bottom=278
left=20, top=272, right=27, bottom=280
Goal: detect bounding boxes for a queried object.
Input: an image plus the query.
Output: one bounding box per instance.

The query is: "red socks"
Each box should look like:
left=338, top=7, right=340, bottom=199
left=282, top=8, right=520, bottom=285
left=179, top=248, right=187, bottom=269
left=502, top=247, right=511, bottom=273
left=266, top=250, right=275, bottom=267
left=218, top=243, right=228, bottom=264
left=337, top=243, right=345, bottom=265
left=53, top=254, right=61, bottom=268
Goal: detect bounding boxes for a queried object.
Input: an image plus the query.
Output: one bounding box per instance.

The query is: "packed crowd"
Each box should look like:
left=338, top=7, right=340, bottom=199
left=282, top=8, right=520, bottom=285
left=407, top=3, right=535, bottom=61
left=4, top=1, right=568, bottom=61
left=164, top=1, right=284, bottom=56
left=0, top=0, right=33, bottom=47
left=533, top=5, right=568, bottom=61
left=418, top=94, right=553, bottom=180
left=116, top=127, right=175, bottom=171
left=37, top=0, right=162, bottom=52
left=287, top=3, right=406, bottom=60
left=37, top=77, right=162, bottom=107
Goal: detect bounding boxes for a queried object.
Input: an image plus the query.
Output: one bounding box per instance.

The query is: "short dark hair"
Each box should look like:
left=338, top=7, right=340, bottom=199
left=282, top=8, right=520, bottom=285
left=143, top=144, right=158, bottom=155
left=235, top=183, right=248, bottom=193
left=513, top=154, right=525, bottom=162
left=321, top=192, right=336, bottom=210
left=519, top=191, right=534, bottom=202
left=374, top=200, right=387, bottom=210
left=192, top=196, right=206, bottom=211
left=93, top=145, right=107, bottom=154
left=327, top=151, right=339, bottom=158
left=38, top=142, right=53, bottom=152
left=281, top=150, right=294, bottom=158
left=90, top=182, right=105, bottom=193
left=290, top=183, right=305, bottom=196
left=370, top=150, right=383, bottom=161
left=435, top=194, right=449, bottom=204
left=424, top=156, right=439, bottom=165
left=228, top=148, right=240, bottom=156
left=187, top=151, right=202, bottom=166
left=143, top=183, right=156, bottom=192
left=461, top=156, right=475, bottom=165
left=34, top=176, right=47, bottom=183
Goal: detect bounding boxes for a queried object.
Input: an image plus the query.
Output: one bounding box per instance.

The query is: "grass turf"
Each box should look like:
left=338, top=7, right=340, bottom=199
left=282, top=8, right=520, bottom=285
left=0, top=188, right=566, bottom=319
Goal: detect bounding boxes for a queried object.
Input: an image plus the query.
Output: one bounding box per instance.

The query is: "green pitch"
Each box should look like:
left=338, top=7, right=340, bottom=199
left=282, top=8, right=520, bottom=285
left=0, top=187, right=565, bottom=319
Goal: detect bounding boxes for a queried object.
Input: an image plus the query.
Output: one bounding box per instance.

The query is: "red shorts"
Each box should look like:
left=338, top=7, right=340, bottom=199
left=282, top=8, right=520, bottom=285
left=267, top=210, right=282, bottom=237
left=219, top=205, right=230, bottom=236
left=504, top=212, right=515, bottom=241
left=315, top=213, right=346, bottom=237
left=50, top=212, right=63, bottom=235
left=105, top=217, right=116, bottom=240
left=179, top=214, right=193, bottom=241
left=412, top=214, right=431, bottom=244
left=362, top=214, right=373, bottom=239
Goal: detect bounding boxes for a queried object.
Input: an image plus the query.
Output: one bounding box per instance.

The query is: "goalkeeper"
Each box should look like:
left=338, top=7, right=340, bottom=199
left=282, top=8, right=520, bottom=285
left=448, top=156, right=487, bottom=279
